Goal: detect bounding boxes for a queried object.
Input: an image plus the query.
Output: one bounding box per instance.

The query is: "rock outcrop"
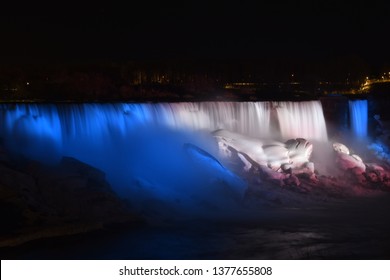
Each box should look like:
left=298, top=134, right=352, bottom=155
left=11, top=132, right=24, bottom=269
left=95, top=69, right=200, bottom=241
left=331, top=142, right=390, bottom=188
left=213, top=131, right=390, bottom=198
left=213, top=129, right=316, bottom=187
left=0, top=149, right=140, bottom=247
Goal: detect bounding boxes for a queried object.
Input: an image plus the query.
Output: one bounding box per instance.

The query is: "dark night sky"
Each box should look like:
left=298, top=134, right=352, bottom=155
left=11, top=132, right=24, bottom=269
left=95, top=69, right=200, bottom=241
left=0, top=1, right=389, bottom=72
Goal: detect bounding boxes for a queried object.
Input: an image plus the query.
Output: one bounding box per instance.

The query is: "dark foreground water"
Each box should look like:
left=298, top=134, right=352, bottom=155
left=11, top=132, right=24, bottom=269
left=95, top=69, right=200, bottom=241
left=1, top=195, right=390, bottom=260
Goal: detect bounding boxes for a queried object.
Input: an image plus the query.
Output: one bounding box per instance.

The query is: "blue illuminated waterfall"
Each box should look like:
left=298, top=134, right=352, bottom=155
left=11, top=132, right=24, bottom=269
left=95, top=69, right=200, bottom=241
left=0, top=101, right=328, bottom=217
left=348, top=100, right=368, bottom=138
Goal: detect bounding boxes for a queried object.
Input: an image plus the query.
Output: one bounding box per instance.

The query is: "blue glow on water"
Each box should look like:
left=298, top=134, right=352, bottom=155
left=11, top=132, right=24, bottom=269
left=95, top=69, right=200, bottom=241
left=0, top=103, right=249, bottom=220
left=349, top=100, right=368, bottom=139
left=0, top=101, right=329, bottom=220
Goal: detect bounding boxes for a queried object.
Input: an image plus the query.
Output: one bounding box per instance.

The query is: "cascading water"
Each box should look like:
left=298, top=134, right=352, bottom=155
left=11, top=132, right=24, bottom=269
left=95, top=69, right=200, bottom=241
left=348, top=100, right=368, bottom=139
left=274, top=101, right=328, bottom=141
left=0, top=101, right=328, bottom=218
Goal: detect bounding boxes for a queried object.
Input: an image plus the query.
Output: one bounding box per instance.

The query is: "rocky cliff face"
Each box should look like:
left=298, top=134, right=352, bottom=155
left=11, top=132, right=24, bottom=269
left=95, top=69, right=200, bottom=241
left=0, top=147, right=140, bottom=247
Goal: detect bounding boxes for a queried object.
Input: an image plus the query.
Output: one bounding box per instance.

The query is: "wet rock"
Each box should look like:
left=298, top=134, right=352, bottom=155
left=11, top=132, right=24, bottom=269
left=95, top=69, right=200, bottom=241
left=285, top=138, right=313, bottom=167
left=335, top=152, right=366, bottom=174
left=284, top=174, right=301, bottom=187
left=258, top=165, right=288, bottom=186
left=332, top=142, right=390, bottom=189
left=214, top=130, right=314, bottom=178
left=332, top=142, right=350, bottom=154
left=333, top=149, right=367, bottom=186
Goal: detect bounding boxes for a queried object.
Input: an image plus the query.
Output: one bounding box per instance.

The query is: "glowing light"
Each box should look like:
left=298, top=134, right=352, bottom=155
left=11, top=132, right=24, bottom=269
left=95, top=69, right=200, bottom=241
left=349, top=100, right=368, bottom=138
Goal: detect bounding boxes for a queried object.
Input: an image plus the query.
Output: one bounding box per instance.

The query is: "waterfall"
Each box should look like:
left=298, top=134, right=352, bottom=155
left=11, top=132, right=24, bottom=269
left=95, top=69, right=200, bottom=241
left=275, top=101, right=328, bottom=141
left=0, top=101, right=328, bottom=216
left=348, top=100, right=368, bottom=138
left=1, top=101, right=328, bottom=145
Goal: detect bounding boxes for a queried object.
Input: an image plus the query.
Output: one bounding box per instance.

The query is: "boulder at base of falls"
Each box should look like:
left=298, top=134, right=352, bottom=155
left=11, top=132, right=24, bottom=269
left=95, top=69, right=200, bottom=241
left=0, top=154, right=140, bottom=248
left=332, top=142, right=390, bottom=188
